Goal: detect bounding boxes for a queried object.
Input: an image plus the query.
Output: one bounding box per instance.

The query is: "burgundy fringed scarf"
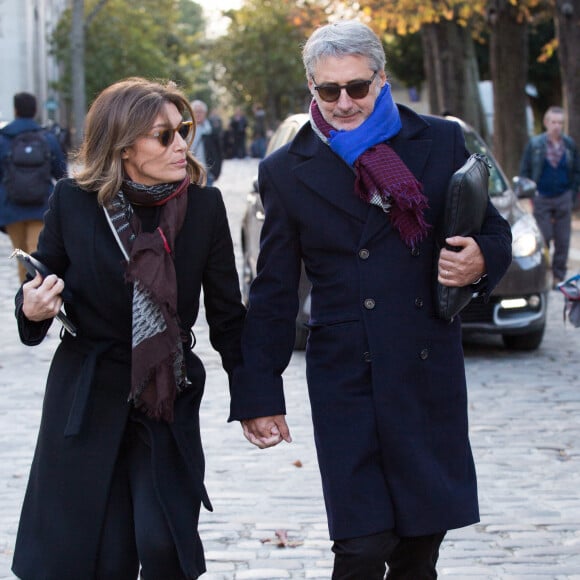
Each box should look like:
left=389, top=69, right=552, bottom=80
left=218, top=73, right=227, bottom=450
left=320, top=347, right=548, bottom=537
left=105, top=177, right=190, bottom=422
left=309, top=95, right=430, bottom=248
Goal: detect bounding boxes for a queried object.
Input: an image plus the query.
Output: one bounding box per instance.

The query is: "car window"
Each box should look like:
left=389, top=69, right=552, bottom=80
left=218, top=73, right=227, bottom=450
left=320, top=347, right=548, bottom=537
left=266, top=127, right=289, bottom=155
left=265, top=124, right=292, bottom=156
left=462, top=130, right=509, bottom=197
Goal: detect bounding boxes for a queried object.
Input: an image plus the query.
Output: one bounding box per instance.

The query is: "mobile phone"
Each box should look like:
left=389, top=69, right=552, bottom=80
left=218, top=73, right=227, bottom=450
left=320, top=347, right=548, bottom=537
left=10, top=249, right=77, bottom=337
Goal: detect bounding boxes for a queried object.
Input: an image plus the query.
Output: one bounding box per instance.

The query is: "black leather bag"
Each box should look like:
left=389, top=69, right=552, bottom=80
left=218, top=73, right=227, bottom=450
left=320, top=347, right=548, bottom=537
left=435, top=153, right=491, bottom=320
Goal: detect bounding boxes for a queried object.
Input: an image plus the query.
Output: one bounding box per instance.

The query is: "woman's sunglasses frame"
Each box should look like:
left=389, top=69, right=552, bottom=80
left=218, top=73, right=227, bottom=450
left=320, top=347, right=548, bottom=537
left=146, top=120, right=194, bottom=147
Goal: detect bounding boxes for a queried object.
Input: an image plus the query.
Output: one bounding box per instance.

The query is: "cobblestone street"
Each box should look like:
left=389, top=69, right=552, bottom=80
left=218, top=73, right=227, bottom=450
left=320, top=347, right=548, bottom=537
left=1, top=158, right=579, bottom=579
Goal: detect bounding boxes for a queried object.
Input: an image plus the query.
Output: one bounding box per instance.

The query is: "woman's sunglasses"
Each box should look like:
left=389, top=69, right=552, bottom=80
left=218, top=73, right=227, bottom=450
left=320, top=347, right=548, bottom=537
left=146, top=120, right=194, bottom=147
left=313, top=72, right=378, bottom=103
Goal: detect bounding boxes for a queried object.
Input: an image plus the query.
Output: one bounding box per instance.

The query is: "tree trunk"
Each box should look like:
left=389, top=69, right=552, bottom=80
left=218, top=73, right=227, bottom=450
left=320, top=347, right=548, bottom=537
left=421, top=20, right=487, bottom=140
left=421, top=24, right=442, bottom=116
left=71, top=0, right=86, bottom=149
left=554, top=0, right=580, bottom=146
left=487, top=0, right=529, bottom=179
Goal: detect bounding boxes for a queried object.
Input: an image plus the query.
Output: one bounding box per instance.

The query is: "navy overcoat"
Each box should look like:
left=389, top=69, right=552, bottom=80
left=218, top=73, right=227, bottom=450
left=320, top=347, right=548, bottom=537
left=230, top=106, right=512, bottom=540
left=13, top=178, right=245, bottom=579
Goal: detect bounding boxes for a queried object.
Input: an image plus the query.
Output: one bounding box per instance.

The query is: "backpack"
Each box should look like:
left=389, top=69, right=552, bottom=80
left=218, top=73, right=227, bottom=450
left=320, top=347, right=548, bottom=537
left=2, top=129, right=53, bottom=205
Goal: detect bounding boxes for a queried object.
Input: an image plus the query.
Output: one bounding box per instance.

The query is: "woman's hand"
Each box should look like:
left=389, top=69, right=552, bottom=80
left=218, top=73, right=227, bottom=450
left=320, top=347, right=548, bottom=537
left=22, top=272, right=65, bottom=322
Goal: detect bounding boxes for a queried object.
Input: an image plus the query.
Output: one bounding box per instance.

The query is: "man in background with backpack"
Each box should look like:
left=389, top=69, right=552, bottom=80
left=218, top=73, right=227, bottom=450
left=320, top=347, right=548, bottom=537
left=0, top=92, right=66, bottom=282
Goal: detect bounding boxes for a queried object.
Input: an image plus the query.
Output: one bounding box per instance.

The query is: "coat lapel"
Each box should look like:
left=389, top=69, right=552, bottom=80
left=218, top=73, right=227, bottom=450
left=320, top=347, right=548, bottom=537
left=290, top=126, right=370, bottom=223
left=390, top=106, right=433, bottom=181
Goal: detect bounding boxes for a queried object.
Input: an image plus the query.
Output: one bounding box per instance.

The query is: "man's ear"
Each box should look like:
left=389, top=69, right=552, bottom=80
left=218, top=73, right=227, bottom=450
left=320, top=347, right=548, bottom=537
left=378, top=69, right=387, bottom=88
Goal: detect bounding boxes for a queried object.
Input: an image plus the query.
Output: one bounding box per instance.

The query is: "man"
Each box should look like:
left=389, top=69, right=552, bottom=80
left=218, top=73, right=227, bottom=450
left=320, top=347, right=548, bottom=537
left=190, top=99, right=223, bottom=186
left=0, top=92, right=66, bottom=282
left=229, top=21, right=512, bottom=579
left=520, top=106, right=580, bottom=287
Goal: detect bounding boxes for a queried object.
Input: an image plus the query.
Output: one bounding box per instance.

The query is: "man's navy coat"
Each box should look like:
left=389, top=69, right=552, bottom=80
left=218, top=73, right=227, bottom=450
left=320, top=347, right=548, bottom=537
left=230, top=106, right=512, bottom=540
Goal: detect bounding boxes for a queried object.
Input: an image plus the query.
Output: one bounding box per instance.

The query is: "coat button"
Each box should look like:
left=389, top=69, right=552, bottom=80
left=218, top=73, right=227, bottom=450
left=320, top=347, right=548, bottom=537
left=359, top=248, right=370, bottom=260
left=419, top=348, right=429, bottom=360
left=414, top=297, right=424, bottom=308
left=411, top=247, right=420, bottom=256
left=363, top=351, right=372, bottom=362
left=364, top=298, right=376, bottom=310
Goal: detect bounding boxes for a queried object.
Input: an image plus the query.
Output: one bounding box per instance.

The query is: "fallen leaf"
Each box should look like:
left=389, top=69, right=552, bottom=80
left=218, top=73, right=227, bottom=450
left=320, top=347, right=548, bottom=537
left=274, top=529, right=304, bottom=548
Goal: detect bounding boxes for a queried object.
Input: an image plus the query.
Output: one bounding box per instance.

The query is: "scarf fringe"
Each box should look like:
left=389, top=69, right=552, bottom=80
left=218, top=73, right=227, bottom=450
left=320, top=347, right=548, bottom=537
left=353, top=156, right=431, bottom=247
left=130, top=351, right=181, bottom=422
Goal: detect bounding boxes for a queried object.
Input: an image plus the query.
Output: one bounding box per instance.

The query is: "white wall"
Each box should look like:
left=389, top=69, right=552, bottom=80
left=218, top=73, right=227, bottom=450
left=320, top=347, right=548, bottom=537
left=0, top=0, right=67, bottom=126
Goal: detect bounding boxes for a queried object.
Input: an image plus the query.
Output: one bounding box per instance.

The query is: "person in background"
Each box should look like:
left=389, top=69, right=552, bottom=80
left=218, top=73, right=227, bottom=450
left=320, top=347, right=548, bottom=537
left=250, top=103, right=267, bottom=159
left=0, top=92, right=66, bottom=282
left=520, top=105, right=580, bottom=287
left=190, top=99, right=223, bottom=187
left=12, top=77, right=245, bottom=580
left=229, top=107, right=248, bottom=159
left=208, top=108, right=224, bottom=147
left=230, top=20, right=512, bottom=579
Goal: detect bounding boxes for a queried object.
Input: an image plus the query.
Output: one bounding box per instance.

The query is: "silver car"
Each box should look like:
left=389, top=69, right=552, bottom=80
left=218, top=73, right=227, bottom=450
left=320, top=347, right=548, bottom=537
left=241, top=114, right=550, bottom=350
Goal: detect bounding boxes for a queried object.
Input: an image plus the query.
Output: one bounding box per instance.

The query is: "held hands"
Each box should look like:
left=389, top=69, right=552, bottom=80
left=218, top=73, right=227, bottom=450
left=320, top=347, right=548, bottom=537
left=241, top=415, right=292, bottom=449
left=438, top=236, right=486, bottom=287
left=22, top=272, right=65, bottom=322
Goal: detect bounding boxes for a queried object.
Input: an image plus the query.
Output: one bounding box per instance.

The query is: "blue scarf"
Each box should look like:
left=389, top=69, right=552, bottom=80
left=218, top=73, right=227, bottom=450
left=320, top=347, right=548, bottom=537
left=328, top=84, right=402, bottom=165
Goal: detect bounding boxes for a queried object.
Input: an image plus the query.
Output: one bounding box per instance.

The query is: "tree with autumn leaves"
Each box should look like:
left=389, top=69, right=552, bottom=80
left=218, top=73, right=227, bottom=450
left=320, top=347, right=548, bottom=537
left=357, top=0, right=579, bottom=181
left=212, top=0, right=577, bottom=178
left=54, top=0, right=579, bottom=178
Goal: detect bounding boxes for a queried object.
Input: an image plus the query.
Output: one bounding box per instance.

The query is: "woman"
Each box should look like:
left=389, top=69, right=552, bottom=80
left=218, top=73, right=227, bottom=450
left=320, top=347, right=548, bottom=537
left=12, top=77, right=246, bottom=580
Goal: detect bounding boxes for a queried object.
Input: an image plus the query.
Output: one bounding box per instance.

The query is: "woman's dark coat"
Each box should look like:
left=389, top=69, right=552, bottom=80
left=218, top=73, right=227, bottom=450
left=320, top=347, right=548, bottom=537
left=230, top=106, right=512, bottom=540
left=12, top=179, right=245, bottom=580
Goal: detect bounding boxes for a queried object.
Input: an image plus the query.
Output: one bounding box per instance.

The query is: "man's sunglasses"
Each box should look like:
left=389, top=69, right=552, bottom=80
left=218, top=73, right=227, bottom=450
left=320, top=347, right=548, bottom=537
left=146, top=120, right=194, bottom=147
left=313, top=72, right=378, bottom=103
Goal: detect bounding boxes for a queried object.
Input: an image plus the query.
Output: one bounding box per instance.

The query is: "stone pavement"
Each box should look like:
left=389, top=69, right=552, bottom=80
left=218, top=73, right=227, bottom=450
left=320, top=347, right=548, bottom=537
left=1, top=158, right=580, bottom=579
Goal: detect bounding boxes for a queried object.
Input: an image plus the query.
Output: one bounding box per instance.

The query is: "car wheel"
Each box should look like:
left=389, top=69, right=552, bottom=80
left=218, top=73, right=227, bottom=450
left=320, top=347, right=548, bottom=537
left=502, top=325, right=545, bottom=351
left=294, top=324, right=308, bottom=351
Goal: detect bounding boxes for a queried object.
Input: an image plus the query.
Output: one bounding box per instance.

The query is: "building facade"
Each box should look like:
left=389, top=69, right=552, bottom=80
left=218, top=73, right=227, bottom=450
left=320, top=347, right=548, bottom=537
left=0, top=0, right=67, bottom=126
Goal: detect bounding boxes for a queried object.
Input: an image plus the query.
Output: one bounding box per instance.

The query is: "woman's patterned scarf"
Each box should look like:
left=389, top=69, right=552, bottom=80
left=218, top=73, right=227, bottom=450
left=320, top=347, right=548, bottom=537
left=309, top=83, right=430, bottom=247
left=105, top=177, right=190, bottom=421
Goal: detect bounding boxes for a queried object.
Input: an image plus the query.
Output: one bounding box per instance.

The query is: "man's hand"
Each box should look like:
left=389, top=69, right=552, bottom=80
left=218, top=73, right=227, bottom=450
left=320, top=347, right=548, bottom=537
left=438, top=236, right=486, bottom=287
left=241, top=415, right=292, bottom=449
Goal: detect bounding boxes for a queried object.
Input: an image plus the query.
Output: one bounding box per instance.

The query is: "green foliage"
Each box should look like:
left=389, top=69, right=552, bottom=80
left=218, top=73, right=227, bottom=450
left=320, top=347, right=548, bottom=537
left=50, top=0, right=208, bottom=111
left=383, top=32, right=424, bottom=89
left=213, top=0, right=327, bottom=123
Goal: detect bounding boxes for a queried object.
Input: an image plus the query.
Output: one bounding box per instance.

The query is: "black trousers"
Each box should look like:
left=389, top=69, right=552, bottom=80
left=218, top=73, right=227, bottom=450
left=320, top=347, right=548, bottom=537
left=332, top=530, right=446, bottom=579
left=94, top=422, right=188, bottom=580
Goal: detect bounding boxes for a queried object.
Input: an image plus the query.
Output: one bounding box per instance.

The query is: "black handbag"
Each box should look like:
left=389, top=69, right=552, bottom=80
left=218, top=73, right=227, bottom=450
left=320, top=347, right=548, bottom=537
left=434, top=153, right=491, bottom=320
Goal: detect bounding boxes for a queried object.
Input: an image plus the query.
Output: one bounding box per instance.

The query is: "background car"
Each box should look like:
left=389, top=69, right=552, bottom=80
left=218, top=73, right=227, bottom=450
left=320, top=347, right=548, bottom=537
left=241, top=113, right=550, bottom=351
